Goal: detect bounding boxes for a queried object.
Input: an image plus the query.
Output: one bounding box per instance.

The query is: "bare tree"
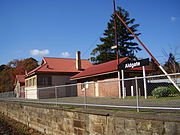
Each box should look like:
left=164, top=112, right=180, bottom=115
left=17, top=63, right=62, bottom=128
left=162, top=46, right=180, bottom=73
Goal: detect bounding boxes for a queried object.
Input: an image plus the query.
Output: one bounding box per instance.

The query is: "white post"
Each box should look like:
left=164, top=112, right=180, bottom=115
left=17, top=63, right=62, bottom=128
left=121, top=70, right=125, bottom=99
left=131, top=86, right=134, bottom=96
left=25, top=89, right=27, bottom=99
left=84, top=83, right=87, bottom=109
left=55, top=87, right=58, bottom=105
left=143, top=66, right=147, bottom=99
left=124, top=87, right=126, bottom=97
left=135, top=77, right=140, bottom=112
left=118, top=71, right=121, bottom=98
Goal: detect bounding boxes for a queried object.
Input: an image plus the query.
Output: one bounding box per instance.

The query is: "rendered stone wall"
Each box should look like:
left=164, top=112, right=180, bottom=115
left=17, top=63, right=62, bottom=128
left=0, top=101, right=179, bottom=135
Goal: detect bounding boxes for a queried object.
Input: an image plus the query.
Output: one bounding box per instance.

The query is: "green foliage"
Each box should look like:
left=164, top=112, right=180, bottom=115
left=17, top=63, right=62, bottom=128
left=152, top=86, right=180, bottom=98
left=90, top=6, right=141, bottom=64
left=152, top=87, right=171, bottom=98
left=168, top=86, right=180, bottom=95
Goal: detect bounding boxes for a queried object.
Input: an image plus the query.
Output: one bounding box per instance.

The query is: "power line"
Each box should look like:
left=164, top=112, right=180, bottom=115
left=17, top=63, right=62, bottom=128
left=81, top=33, right=103, bottom=58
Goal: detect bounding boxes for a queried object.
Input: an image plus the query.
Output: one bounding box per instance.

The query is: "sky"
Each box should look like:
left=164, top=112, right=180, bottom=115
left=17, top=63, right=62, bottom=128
left=0, top=0, right=180, bottom=65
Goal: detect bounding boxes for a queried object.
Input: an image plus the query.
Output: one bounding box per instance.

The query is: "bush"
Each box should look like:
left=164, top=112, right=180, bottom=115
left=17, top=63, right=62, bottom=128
left=152, top=86, right=171, bottom=98
left=168, top=86, right=179, bottom=95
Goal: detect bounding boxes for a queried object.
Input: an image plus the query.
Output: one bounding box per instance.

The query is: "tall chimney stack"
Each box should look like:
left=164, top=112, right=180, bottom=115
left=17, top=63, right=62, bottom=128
left=76, top=51, right=81, bottom=70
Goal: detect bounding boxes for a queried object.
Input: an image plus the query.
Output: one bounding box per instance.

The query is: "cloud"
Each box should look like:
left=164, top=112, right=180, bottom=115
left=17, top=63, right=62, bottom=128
left=170, top=16, right=177, bottom=22
left=30, top=49, right=50, bottom=56
left=60, top=52, right=71, bottom=57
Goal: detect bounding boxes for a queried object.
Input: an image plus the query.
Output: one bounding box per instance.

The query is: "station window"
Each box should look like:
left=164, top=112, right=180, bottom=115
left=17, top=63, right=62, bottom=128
left=38, top=76, right=52, bottom=86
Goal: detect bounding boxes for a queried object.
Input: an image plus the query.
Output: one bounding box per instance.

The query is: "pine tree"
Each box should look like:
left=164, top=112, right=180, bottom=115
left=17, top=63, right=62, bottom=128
left=90, top=7, right=141, bottom=64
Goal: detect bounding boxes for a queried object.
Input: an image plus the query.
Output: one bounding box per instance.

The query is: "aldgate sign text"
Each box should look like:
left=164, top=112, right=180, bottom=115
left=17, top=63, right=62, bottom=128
left=118, top=58, right=149, bottom=70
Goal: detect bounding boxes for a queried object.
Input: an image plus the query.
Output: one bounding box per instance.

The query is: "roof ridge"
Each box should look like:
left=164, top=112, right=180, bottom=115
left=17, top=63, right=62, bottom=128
left=43, top=57, right=89, bottom=60
left=26, top=62, right=46, bottom=76
left=26, top=57, right=92, bottom=77
left=87, top=57, right=128, bottom=68
left=71, top=57, right=129, bottom=80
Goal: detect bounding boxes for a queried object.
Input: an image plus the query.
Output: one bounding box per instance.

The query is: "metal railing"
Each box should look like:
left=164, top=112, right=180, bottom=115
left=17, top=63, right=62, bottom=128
left=0, top=73, right=180, bottom=112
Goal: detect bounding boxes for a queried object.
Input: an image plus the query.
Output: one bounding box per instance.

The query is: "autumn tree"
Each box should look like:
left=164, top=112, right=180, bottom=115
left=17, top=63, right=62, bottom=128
left=90, top=7, right=141, bottom=64
left=0, top=66, right=14, bottom=92
left=0, top=57, right=38, bottom=92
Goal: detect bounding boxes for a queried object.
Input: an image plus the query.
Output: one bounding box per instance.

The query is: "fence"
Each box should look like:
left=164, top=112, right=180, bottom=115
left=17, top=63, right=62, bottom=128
left=0, top=73, right=180, bottom=112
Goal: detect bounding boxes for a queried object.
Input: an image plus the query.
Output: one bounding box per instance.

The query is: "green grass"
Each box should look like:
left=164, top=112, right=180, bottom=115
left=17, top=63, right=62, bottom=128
left=153, top=96, right=180, bottom=102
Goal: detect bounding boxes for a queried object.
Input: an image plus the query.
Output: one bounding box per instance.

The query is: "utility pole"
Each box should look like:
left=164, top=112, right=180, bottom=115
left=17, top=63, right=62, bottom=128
left=113, top=0, right=122, bottom=98
left=113, top=7, right=180, bottom=92
left=113, top=0, right=119, bottom=66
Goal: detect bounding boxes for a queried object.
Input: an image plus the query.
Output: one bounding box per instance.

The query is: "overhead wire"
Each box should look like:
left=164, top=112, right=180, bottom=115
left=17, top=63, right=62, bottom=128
left=81, top=33, right=103, bottom=58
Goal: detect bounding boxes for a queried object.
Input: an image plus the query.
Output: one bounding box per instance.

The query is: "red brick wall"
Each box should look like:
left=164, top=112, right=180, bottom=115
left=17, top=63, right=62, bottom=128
left=77, top=78, right=120, bottom=97
left=98, top=78, right=119, bottom=97
left=77, top=82, right=95, bottom=97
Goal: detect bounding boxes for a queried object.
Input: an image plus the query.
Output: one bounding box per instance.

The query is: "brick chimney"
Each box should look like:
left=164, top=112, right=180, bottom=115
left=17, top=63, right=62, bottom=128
left=76, top=51, right=81, bottom=70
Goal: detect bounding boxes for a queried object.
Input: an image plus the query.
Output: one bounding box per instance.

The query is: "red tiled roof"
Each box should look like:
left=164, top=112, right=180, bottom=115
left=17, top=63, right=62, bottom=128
left=71, top=57, right=154, bottom=80
left=16, top=75, right=25, bottom=83
left=71, top=57, right=129, bottom=80
left=27, top=57, right=92, bottom=76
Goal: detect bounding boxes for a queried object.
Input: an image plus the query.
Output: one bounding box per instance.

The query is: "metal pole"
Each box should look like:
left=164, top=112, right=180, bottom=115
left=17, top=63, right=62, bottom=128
left=113, top=0, right=121, bottom=99
left=84, top=83, right=87, bottom=109
left=113, top=0, right=119, bottom=67
left=115, top=12, right=159, bottom=65
left=25, top=89, right=27, bottom=99
left=135, top=77, right=140, bottom=112
left=143, top=66, right=147, bottom=99
left=121, top=70, right=125, bottom=99
left=115, top=12, right=180, bottom=92
left=37, top=88, right=39, bottom=100
left=55, top=86, right=58, bottom=106
left=159, top=66, right=180, bottom=91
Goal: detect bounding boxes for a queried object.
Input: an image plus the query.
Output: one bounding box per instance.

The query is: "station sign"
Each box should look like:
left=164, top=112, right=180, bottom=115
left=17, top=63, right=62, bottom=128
left=118, top=58, right=149, bottom=70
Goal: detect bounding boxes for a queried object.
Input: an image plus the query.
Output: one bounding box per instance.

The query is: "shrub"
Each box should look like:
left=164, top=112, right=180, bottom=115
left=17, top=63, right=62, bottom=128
left=152, top=86, right=171, bottom=98
left=168, top=86, right=179, bottom=94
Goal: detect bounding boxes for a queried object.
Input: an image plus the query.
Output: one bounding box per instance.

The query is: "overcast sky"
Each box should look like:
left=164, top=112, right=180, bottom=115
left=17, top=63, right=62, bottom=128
left=0, top=0, right=180, bottom=65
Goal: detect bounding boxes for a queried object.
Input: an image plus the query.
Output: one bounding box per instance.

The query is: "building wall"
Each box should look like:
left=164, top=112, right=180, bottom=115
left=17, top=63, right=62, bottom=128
left=25, top=74, right=77, bottom=99
left=76, top=75, right=150, bottom=98
left=52, top=75, right=77, bottom=97
left=14, top=81, right=21, bottom=98
left=36, top=75, right=71, bottom=99
left=52, top=75, right=71, bottom=85
left=38, top=75, right=77, bottom=98
left=25, top=75, right=38, bottom=89
left=14, top=82, right=20, bottom=91
left=0, top=101, right=179, bottom=135
left=25, top=75, right=38, bottom=99
left=77, top=78, right=120, bottom=97
left=26, top=89, right=37, bottom=99
left=98, top=78, right=119, bottom=97
left=14, top=81, right=25, bottom=98
left=77, top=82, right=95, bottom=97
